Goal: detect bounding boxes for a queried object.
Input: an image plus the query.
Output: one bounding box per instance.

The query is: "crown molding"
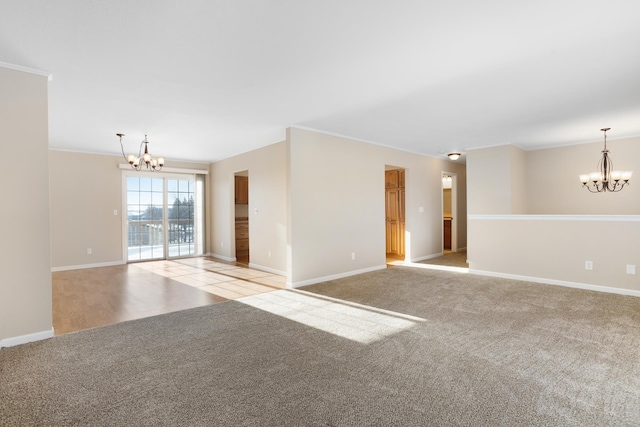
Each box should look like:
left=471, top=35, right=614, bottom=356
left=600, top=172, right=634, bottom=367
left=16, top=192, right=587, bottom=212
left=0, top=61, right=52, bottom=81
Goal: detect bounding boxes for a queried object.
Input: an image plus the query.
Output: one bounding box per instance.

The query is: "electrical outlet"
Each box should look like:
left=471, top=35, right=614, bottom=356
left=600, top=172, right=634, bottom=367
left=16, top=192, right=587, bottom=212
left=585, top=261, right=593, bottom=270
left=221, top=242, right=224, bottom=248
left=627, top=265, right=636, bottom=275
left=268, top=250, right=272, bottom=258
left=351, top=253, right=356, bottom=260
left=113, top=209, right=118, bottom=215
left=87, top=248, right=92, bottom=255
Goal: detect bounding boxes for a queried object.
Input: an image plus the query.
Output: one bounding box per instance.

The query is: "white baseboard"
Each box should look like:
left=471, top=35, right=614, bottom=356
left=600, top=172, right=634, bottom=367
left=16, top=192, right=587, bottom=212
left=470, top=269, right=640, bottom=297
left=51, top=260, right=125, bottom=272
left=291, top=265, right=387, bottom=289
left=248, top=263, right=286, bottom=277
left=0, top=327, right=54, bottom=348
left=210, top=253, right=236, bottom=262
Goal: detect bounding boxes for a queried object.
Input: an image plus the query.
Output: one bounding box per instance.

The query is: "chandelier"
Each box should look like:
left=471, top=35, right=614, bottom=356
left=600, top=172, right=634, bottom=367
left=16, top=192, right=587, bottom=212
left=117, top=133, right=165, bottom=171
left=579, top=128, right=632, bottom=193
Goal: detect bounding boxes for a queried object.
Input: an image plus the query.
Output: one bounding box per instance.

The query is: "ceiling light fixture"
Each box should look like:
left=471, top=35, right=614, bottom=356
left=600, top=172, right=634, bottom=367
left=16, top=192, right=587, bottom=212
left=448, top=153, right=461, bottom=161
left=118, top=133, right=165, bottom=171
left=579, top=128, right=632, bottom=193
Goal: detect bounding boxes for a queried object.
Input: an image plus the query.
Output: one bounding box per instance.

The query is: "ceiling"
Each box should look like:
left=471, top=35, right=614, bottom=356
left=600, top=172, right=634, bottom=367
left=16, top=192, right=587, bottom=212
left=2, top=0, right=639, bottom=163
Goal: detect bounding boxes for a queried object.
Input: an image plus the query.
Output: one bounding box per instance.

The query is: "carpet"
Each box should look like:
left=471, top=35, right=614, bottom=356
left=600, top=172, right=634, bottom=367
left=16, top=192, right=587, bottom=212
left=2, top=266, right=640, bottom=426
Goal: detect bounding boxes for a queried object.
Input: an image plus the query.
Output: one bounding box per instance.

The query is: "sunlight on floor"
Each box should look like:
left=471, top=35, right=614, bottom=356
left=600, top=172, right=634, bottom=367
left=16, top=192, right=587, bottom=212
left=238, top=289, right=426, bottom=344
left=130, top=258, right=286, bottom=299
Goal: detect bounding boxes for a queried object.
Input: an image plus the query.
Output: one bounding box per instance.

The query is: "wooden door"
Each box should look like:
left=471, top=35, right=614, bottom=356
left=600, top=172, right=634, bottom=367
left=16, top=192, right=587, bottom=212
left=386, top=188, right=400, bottom=254
left=235, top=176, right=248, bottom=204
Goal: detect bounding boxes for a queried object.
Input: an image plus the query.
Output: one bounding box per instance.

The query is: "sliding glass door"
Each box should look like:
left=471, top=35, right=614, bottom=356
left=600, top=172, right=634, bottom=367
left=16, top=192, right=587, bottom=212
left=167, top=178, right=195, bottom=257
left=126, top=176, right=165, bottom=261
left=125, top=173, right=203, bottom=262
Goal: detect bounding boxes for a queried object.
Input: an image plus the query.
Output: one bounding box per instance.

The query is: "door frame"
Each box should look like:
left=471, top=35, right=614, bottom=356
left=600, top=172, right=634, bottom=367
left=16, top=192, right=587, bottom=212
left=121, top=170, right=200, bottom=262
left=441, top=171, right=458, bottom=252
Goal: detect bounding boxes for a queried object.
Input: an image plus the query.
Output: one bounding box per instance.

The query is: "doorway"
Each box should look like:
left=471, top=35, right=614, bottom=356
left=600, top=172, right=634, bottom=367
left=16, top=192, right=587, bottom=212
left=441, top=172, right=456, bottom=253
left=385, top=166, right=405, bottom=262
left=124, top=173, right=204, bottom=262
left=234, top=171, right=249, bottom=263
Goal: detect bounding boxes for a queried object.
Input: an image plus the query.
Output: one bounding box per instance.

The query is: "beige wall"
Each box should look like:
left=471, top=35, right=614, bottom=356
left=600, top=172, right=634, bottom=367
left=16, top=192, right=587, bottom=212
left=288, top=128, right=467, bottom=286
left=0, top=67, right=52, bottom=344
left=526, top=137, right=639, bottom=214
left=49, top=151, right=210, bottom=269
left=469, top=216, right=640, bottom=292
left=467, top=140, right=639, bottom=293
left=210, top=141, right=288, bottom=275
left=467, top=144, right=528, bottom=214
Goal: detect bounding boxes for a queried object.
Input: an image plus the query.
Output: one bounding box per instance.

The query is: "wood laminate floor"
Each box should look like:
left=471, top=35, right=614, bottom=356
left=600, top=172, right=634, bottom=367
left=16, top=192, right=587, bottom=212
left=52, top=257, right=286, bottom=335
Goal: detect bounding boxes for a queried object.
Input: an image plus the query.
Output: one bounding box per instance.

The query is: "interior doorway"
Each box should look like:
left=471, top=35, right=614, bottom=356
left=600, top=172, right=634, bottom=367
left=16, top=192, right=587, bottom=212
left=385, top=166, right=405, bottom=263
left=234, top=171, right=249, bottom=264
left=441, top=172, right=457, bottom=253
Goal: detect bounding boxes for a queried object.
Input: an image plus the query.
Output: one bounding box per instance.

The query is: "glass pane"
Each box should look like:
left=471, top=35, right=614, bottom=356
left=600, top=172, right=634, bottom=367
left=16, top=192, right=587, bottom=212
left=127, top=177, right=139, bottom=191
left=139, top=193, right=152, bottom=205
left=152, top=178, right=163, bottom=192
left=167, top=180, right=178, bottom=192
left=127, top=192, right=140, bottom=205
left=179, top=180, right=189, bottom=192
left=140, top=178, right=152, bottom=191
left=152, top=192, right=163, bottom=205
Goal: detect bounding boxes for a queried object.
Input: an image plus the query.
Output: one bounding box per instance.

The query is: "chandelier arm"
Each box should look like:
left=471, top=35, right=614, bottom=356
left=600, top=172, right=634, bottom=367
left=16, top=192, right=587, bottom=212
left=118, top=134, right=129, bottom=162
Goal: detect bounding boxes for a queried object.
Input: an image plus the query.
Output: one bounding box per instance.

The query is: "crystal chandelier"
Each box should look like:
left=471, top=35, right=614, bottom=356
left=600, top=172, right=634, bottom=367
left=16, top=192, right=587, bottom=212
left=579, top=128, right=632, bottom=193
left=117, top=133, right=165, bottom=171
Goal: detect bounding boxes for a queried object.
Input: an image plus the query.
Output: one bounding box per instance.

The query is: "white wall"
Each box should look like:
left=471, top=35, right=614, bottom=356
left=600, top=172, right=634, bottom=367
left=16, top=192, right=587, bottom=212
left=287, top=128, right=467, bottom=286
left=210, top=141, right=288, bottom=275
left=0, top=66, right=52, bottom=346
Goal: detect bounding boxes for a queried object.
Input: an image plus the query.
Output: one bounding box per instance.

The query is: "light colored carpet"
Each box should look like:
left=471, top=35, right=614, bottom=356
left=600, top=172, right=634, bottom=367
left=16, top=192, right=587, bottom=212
left=2, top=266, right=640, bottom=426
left=419, top=249, right=468, bottom=268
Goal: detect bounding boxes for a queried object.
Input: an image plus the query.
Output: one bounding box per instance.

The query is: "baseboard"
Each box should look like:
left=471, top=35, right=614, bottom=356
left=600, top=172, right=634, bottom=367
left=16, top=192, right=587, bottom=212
left=470, top=269, right=640, bottom=297
left=248, top=263, right=286, bottom=277
left=291, top=265, right=387, bottom=289
left=210, top=253, right=236, bottom=262
left=51, top=260, right=125, bottom=272
left=0, top=327, right=54, bottom=348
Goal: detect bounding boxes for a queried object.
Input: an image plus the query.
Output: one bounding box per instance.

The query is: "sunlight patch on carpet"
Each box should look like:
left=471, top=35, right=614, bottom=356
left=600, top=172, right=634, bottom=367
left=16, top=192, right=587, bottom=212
left=238, top=289, right=425, bottom=344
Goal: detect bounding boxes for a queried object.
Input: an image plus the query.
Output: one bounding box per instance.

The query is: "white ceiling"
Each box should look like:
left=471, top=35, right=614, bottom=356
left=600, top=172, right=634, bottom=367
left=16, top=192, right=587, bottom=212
left=2, top=0, right=639, bottom=163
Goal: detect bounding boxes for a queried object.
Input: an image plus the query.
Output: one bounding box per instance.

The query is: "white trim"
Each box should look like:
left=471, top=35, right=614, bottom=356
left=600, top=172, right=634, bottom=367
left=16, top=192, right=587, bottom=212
left=0, top=328, right=55, bottom=348
left=290, top=265, right=387, bottom=289
left=0, top=61, right=52, bottom=81
left=51, top=260, right=125, bottom=272
left=210, top=253, right=237, bottom=263
left=468, top=214, right=640, bottom=222
left=248, top=263, right=286, bottom=277
left=470, top=269, right=640, bottom=297
left=457, top=246, right=467, bottom=251
left=118, top=164, right=209, bottom=175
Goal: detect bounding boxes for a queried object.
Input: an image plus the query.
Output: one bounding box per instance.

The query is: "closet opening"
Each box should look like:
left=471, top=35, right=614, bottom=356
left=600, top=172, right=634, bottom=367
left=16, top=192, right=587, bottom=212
left=385, top=166, right=405, bottom=263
